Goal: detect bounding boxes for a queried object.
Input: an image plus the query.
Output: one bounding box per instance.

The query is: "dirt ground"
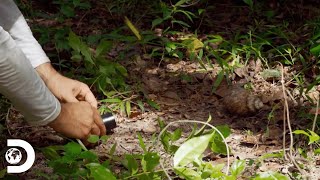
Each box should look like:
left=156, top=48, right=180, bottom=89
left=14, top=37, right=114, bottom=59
left=2, top=57, right=320, bottom=179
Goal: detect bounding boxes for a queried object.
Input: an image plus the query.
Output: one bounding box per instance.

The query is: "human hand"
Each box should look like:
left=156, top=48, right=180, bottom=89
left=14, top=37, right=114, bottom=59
left=48, top=102, right=106, bottom=139
left=36, top=63, right=97, bottom=108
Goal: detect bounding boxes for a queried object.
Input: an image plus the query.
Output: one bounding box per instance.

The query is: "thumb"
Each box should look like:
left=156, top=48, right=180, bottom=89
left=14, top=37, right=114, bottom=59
left=63, top=93, right=79, bottom=103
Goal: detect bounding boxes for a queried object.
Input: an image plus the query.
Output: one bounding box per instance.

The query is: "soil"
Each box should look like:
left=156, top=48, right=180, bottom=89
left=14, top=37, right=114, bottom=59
left=1, top=0, right=320, bottom=179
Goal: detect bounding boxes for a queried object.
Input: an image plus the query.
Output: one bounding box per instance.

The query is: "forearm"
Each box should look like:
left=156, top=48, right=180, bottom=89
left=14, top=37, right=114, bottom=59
left=36, top=63, right=60, bottom=85
left=0, top=27, right=61, bottom=126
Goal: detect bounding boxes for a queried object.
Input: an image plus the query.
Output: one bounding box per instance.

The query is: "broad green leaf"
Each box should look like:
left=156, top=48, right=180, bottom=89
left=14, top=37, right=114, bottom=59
left=87, top=163, right=116, bottom=180
left=193, top=115, right=212, bottom=136
left=102, top=160, right=110, bottom=168
left=206, top=35, right=224, bottom=43
left=293, top=130, right=310, bottom=137
left=68, top=31, right=94, bottom=64
left=183, top=38, right=204, bottom=53
left=253, top=171, right=289, bottom=180
left=141, top=152, right=160, bottom=172
left=204, top=163, right=226, bottom=178
left=96, top=40, right=112, bottom=57
left=124, top=16, right=141, bottom=40
left=70, top=54, right=82, bottom=62
left=174, top=0, right=189, bottom=7
left=298, top=148, right=307, bottom=159
left=310, top=44, right=320, bottom=56
left=65, top=142, right=82, bottom=155
left=161, top=133, right=170, bottom=153
left=259, top=152, right=284, bottom=161
left=41, top=146, right=60, bottom=160
left=109, top=143, right=117, bottom=157
left=87, top=135, right=100, bottom=143
left=212, top=70, right=224, bottom=93
left=152, top=18, right=164, bottom=29
left=172, top=20, right=190, bottom=27
left=125, top=101, right=131, bottom=117
left=293, top=129, right=319, bottom=144
left=125, top=155, right=139, bottom=175
left=210, top=138, right=228, bottom=155
left=158, top=119, right=166, bottom=130
left=137, top=100, right=145, bottom=112
left=105, top=91, right=117, bottom=97
left=165, top=42, right=177, bottom=52
left=100, top=135, right=109, bottom=143
left=174, top=133, right=213, bottom=167
left=214, top=125, right=231, bottom=139
left=174, top=167, right=202, bottom=180
left=175, top=10, right=195, bottom=22
left=307, top=130, right=320, bottom=144
left=115, top=64, right=128, bottom=77
left=61, top=5, right=74, bottom=17
left=137, top=133, right=147, bottom=152
left=147, top=99, right=160, bottom=110
left=201, top=162, right=215, bottom=178
left=170, top=145, right=179, bottom=154
left=314, top=148, right=320, bottom=155
left=79, top=151, right=98, bottom=162
left=171, top=129, right=182, bottom=141
left=198, top=9, right=204, bottom=15
left=68, top=31, right=81, bottom=52
left=230, top=160, right=246, bottom=177
left=80, top=44, right=94, bottom=64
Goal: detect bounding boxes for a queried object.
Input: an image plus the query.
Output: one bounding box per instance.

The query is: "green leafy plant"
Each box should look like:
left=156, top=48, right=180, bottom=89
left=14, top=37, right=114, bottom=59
left=53, top=0, right=91, bottom=20
left=152, top=0, right=199, bottom=29
left=41, top=141, right=116, bottom=179
left=172, top=126, right=237, bottom=179
left=293, top=129, right=320, bottom=145
left=68, top=31, right=128, bottom=91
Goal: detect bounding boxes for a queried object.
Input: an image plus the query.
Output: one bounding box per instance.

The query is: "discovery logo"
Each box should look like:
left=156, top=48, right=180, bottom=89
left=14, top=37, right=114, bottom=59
left=5, top=139, right=35, bottom=173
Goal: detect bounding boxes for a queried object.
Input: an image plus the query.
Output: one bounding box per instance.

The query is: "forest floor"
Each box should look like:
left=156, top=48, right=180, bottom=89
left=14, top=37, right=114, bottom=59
left=1, top=0, right=320, bottom=179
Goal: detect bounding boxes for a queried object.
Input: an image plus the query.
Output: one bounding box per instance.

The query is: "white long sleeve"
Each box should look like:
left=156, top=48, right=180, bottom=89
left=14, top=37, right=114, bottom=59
left=0, top=0, right=50, bottom=67
left=0, top=1, right=61, bottom=125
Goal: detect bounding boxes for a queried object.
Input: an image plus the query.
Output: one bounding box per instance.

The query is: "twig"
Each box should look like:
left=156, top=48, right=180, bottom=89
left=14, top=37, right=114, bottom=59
left=282, top=102, right=287, bottom=160
left=155, top=120, right=230, bottom=180
left=77, top=139, right=88, bottom=151
left=312, top=95, right=319, bottom=132
left=279, top=63, right=307, bottom=178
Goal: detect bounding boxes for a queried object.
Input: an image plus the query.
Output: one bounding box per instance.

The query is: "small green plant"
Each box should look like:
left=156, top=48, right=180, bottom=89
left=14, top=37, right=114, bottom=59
left=293, top=129, right=320, bottom=146
left=68, top=31, right=128, bottom=91
left=170, top=124, right=237, bottom=179
left=40, top=141, right=116, bottom=179
left=152, top=0, right=201, bottom=29
left=53, top=0, right=91, bottom=20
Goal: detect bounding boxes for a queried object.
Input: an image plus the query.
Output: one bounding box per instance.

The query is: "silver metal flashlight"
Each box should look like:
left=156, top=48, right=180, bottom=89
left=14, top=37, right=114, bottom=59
left=101, top=113, right=117, bottom=134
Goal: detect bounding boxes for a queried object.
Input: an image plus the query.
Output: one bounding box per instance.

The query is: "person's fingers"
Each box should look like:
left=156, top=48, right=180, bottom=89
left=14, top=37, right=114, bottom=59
left=90, top=124, right=100, bottom=136
left=92, top=108, right=107, bottom=135
left=63, top=93, right=79, bottom=103
left=75, top=83, right=98, bottom=108
left=85, top=92, right=98, bottom=109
